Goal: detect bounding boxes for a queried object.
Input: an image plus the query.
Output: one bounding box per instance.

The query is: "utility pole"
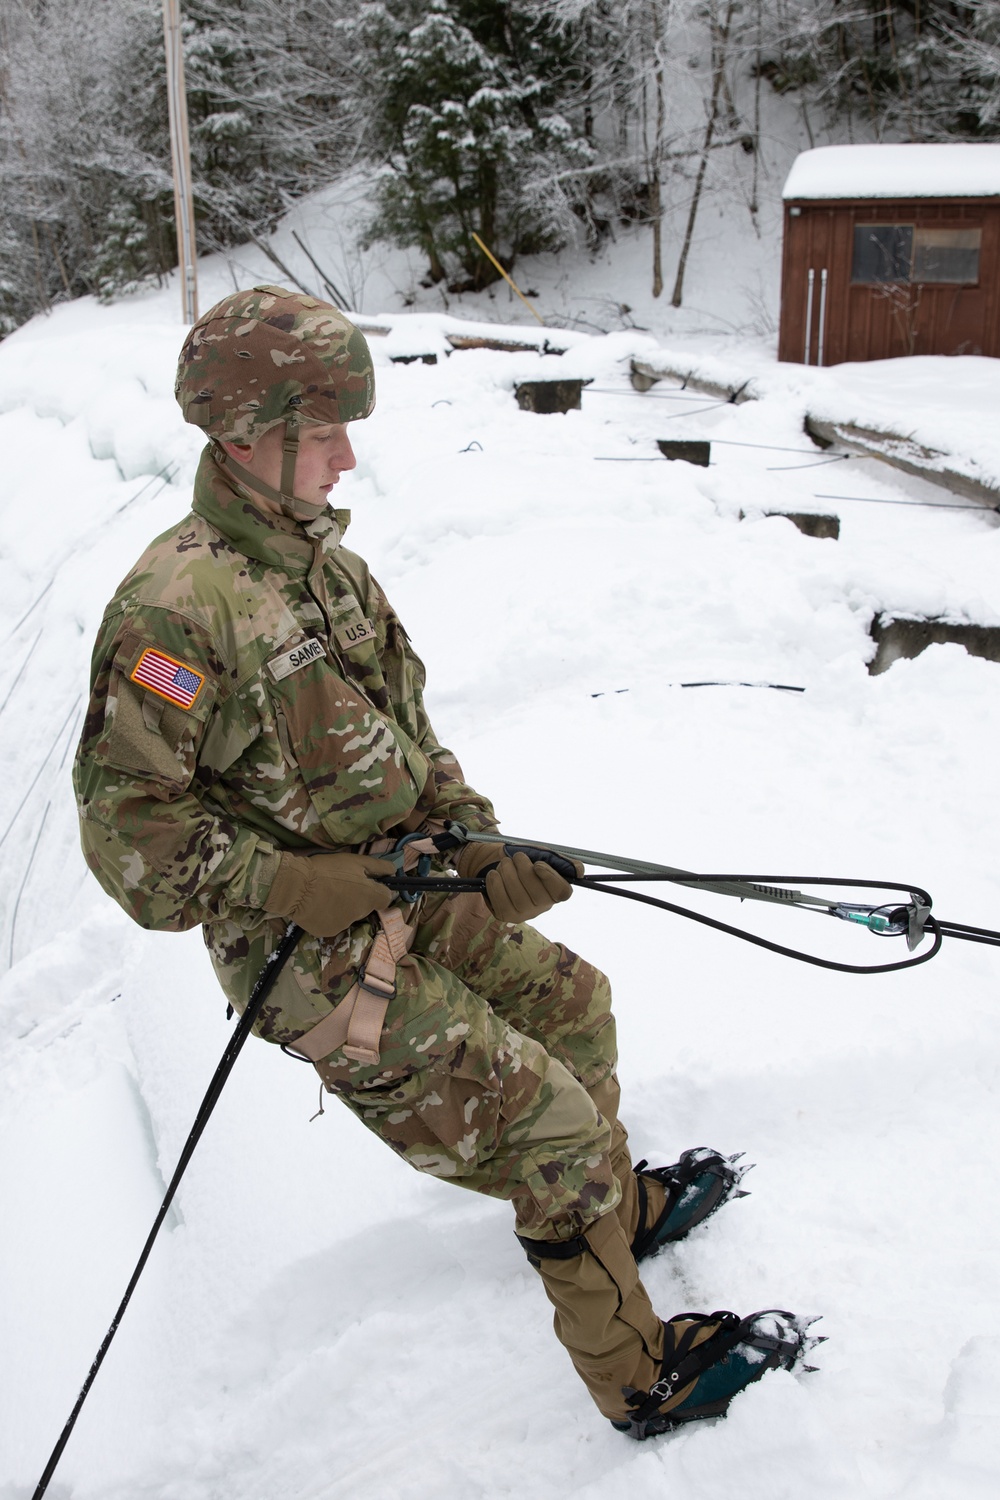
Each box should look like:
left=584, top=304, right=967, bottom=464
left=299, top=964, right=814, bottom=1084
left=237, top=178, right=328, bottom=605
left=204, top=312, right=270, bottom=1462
left=162, top=0, right=198, bottom=324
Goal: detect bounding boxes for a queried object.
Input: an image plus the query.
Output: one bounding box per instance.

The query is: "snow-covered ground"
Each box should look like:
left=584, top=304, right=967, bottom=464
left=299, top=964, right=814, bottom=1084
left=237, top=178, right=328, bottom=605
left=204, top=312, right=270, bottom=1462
left=3, top=241, right=1000, bottom=1500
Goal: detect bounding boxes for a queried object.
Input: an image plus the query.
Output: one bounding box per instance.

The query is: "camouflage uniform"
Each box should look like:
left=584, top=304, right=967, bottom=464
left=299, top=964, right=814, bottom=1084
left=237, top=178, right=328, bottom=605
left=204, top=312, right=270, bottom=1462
left=73, top=287, right=671, bottom=1424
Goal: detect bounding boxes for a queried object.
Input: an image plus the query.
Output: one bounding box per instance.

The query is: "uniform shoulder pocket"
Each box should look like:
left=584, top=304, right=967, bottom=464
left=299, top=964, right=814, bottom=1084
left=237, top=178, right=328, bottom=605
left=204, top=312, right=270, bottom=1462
left=100, top=631, right=217, bottom=785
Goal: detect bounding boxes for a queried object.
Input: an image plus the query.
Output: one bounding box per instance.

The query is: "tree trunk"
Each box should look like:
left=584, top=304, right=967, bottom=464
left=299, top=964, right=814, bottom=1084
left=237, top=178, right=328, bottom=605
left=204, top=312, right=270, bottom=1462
left=749, top=0, right=761, bottom=224
left=649, top=0, right=670, bottom=298
left=29, top=220, right=51, bottom=314
left=671, top=0, right=734, bottom=308
left=650, top=173, right=663, bottom=298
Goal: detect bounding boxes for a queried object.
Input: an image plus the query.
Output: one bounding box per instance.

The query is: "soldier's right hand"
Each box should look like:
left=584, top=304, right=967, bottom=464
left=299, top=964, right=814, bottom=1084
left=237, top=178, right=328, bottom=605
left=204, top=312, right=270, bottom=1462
left=263, top=852, right=395, bottom=937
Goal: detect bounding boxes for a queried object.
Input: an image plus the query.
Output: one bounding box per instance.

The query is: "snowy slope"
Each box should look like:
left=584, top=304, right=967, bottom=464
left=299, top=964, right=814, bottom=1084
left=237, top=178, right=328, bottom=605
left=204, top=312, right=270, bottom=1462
left=2, top=270, right=1000, bottom=1500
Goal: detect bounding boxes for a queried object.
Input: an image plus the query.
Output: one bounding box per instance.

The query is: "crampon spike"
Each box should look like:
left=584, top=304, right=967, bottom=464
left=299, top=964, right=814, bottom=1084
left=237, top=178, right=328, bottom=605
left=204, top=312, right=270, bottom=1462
left=786, top=1314, right=827, bottom=1369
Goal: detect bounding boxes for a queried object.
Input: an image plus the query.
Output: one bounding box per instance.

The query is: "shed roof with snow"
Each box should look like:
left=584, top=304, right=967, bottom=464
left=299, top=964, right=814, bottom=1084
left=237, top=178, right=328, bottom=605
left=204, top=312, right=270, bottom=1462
left=783, top=144, right=1000, bottom=202
left=778, top=145, right=1000, bottom=365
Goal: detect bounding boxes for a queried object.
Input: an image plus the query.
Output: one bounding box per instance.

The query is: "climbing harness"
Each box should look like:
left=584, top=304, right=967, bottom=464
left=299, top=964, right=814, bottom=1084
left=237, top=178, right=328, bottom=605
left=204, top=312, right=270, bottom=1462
left=288, top=905, right=417, bottom=1066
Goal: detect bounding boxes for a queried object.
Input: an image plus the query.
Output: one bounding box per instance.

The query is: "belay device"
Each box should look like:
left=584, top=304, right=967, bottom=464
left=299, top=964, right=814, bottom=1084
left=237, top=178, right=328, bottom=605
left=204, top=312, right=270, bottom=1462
left=30, top=827, right=999, bottom=1497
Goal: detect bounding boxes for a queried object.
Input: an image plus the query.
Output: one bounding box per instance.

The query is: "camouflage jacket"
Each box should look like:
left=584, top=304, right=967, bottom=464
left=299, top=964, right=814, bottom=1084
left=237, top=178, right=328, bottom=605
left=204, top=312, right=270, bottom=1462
left=73, top=446, right=496, bottom=933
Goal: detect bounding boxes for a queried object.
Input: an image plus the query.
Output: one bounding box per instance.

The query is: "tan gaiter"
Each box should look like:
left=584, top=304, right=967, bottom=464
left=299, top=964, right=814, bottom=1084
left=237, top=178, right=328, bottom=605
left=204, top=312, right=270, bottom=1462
left=588, top=1073, right=666, bottom=1249
left=527, top=1210, right=665, bottom=1421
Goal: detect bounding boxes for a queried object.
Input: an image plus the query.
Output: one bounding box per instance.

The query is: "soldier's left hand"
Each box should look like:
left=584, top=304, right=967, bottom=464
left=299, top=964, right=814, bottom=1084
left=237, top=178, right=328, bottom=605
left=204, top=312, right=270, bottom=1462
left=457, top=844, right=582, bottom=924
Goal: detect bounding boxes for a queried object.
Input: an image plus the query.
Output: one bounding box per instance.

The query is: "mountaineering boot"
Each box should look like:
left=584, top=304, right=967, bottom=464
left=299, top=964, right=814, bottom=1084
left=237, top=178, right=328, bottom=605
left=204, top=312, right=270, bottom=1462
left=612, top=1308, right=825, bottom=1440
left=630, top=1149, right=752, bottom=1263
left=583, top=1076, right=750, bottom=1258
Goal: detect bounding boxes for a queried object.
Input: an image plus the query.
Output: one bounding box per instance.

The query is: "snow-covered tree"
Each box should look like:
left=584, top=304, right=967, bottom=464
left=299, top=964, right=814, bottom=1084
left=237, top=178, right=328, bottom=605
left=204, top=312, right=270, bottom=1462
left=757, top=1, right=1000, bottom=144
left=0, top=0, right=169, bottom=331
left=0, top=0, right=359, bottom=333
left=350, top=0, right=595, bottom=288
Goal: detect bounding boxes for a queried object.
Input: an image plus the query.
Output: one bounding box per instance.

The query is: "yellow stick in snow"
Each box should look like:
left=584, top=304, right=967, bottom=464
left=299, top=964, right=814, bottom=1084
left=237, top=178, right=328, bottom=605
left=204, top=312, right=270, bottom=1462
left=471, top=232, right=546, bottom=326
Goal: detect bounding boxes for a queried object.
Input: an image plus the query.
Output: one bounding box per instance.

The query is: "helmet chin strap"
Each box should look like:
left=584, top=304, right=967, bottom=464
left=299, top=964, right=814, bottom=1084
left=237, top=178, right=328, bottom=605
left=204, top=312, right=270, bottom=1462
left=218, top=419, right=328, bottom=523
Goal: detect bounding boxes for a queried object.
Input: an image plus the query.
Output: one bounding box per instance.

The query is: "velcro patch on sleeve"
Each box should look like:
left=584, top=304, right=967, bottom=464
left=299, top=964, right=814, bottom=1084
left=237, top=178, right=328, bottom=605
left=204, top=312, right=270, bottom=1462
left=335, top=618, right=377, bottom=651
left=267, top=637, right=326, bottom=682
left=130, top=648, right=206, bottom=709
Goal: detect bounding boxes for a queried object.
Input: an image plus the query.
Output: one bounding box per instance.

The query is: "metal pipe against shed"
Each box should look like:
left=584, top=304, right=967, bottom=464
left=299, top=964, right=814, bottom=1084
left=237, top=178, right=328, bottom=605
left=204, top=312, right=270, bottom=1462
left=817, top=268, right=828, bottom=367
left=804, top=269, right=815, bottom=364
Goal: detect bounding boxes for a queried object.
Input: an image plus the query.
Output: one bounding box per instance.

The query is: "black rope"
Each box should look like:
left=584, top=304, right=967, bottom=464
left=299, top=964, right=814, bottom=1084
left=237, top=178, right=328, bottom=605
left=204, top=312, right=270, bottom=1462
left=930, top=918, right=1000, bottom=948
left=578, top=871, right=933, bottom=904
left=582, top=880, right=942, bottom=975
left=31, top=922, right=302, bottom=1500
left=380, top=866, right=1000, bottom=972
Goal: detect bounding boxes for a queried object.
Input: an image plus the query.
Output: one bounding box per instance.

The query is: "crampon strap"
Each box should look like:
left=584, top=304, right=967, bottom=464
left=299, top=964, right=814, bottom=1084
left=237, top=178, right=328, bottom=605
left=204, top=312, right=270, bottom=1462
left=620, top=1308, right=799, bottom=1439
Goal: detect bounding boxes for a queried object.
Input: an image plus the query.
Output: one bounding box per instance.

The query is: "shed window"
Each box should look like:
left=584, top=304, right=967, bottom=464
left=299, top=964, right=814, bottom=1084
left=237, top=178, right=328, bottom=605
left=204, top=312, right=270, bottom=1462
left=852, top=225, right=913, bottom=283
left=912, top=227, right=981, bottom=283
left=852, top=224, right=982, bottom=284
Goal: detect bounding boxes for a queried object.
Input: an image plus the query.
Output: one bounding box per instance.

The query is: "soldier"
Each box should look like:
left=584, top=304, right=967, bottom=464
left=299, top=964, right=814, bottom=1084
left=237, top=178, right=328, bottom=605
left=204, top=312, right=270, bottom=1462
left=73, top=285, right=811, bottom=1440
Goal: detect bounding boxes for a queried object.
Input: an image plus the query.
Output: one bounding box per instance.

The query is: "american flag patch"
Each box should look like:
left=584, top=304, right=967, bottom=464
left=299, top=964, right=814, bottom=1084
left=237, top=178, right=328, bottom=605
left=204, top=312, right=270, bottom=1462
left=130, top=648, right=206, bottom=709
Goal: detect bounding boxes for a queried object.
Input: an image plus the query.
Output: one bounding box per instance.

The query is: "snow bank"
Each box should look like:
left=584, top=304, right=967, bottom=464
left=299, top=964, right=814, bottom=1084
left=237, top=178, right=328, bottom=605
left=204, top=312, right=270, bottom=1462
left=2, top=283, right=1000, bottom=1500
left=632, top=343, right=1000, bottom=499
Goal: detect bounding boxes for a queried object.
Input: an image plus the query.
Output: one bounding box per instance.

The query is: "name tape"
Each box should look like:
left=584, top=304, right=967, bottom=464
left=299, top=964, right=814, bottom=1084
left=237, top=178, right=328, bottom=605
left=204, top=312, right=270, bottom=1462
left=267, top=637, right=326, bottom=682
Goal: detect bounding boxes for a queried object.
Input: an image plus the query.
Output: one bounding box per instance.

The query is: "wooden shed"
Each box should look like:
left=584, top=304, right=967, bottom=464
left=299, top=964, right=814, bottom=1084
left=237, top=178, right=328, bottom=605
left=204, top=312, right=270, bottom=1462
left=778, top=143, right=1000, bottom=366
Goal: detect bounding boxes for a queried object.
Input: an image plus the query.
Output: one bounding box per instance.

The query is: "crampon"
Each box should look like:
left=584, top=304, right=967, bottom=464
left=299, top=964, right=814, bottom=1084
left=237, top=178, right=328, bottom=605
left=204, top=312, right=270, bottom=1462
left=613, top=1308, right=826, bottom=1440
left=631, top=1148, right=752, bottom=1262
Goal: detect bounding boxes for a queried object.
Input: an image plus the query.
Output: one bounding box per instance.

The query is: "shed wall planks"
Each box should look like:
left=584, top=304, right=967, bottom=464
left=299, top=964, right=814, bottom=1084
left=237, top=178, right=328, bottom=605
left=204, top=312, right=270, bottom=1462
left=778, top=199, right=1000, bottom=365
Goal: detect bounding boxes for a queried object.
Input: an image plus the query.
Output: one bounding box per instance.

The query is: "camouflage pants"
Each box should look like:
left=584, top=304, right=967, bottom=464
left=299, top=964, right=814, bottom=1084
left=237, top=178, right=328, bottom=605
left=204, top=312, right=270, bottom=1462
left=208, top=888, right=671, bottom=1418
left=210, top=888, right=628, bottom=1240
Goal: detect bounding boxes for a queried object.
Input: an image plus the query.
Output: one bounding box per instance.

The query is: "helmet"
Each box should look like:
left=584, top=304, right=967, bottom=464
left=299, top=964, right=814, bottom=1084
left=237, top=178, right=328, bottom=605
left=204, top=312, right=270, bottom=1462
left=174, top=284, right=375, bottom=521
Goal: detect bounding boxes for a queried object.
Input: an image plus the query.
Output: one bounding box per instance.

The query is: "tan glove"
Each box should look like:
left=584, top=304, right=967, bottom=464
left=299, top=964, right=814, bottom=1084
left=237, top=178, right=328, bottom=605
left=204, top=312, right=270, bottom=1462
left=456, top=843, right=581, bottom=924
left=263, top=851, right=395, bottom=938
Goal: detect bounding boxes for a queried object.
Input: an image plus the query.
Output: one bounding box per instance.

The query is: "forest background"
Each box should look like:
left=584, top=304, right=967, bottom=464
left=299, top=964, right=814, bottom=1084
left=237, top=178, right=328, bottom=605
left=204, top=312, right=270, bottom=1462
left=2, top=0, right=1000, bottom=338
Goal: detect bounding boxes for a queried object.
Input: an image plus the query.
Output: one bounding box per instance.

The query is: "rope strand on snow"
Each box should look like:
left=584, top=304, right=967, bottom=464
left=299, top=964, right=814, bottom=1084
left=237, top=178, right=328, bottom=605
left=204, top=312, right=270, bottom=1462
left=814, top=491, right=1000, bottom=514
left=114, top=462, right=177, bottom=515
left=0, top=696, right=80, bottom=853
left=764, top=455, right=851, bottom=472
left=2, top=469, right=176, bottom=665
left=0, top=627, right=43, bottom=722
left=5, top=580, right=53, bottom=642
left=584, top=386, right=732, bottom=402
left=8, top=801, right=50, bottom=968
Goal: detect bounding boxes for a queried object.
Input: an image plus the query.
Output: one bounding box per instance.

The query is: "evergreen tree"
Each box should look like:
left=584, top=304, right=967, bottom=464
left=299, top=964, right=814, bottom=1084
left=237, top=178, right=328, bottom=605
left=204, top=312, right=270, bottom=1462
left=350, top=0, right=594, bottom=288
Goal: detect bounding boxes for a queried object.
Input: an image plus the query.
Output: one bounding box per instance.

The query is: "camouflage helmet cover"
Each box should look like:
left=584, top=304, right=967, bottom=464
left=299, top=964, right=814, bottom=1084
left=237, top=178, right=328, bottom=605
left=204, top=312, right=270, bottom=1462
left=175, top=284, right=376, bottom=440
